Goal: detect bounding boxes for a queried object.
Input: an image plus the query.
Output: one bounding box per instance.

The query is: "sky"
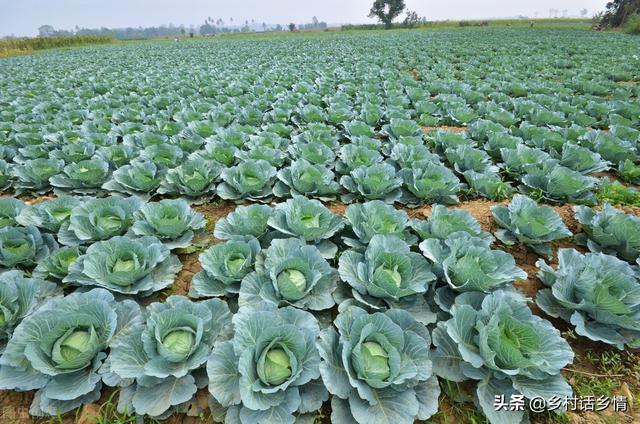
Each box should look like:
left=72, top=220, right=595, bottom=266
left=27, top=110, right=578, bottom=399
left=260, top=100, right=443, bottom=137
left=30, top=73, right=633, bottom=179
left=0, top=0, right=606, bottom=37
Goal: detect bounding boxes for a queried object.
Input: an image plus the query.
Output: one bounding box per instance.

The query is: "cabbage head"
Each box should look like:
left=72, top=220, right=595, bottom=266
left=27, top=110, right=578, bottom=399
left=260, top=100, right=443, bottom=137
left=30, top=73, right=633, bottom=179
left=574, top=203, right=640, bottom=262
left=239, top=238, right=337, bottom=311
left=65, top=236, right=181, bottom=296
left=0, top=289, right=143, bottom=416
left=318, top=305, right=439, bottom=424
left=217, top=159, right=277, bottom=202
left=337, top=235, right=436, bottom=324
left=268, top=196, right=344, bottom=258
left=213, top=204, right=274, bottom=241
left=492, top=194, right=572, bottom=258
left=0, top=271, right=60, bottom=352
left=431, top=290, right=573, bottom=424
left=340, top=163, right=403, bottom=204
left=131, top=199, right=206, bottom=249
left=108, top=296, right=231, bottom=417
left=207, top=303, right=327, bottom=423
left=274, top=159, right=340, bottom=201
left=58, top=196, right=142, bottom=246
left=0, top=225, right=58, bottom=269
left=537, top=249, right=640, bottom=350
left=190, top=237, right=261, bottom=298
left=343, top=200, right=416, bottom=249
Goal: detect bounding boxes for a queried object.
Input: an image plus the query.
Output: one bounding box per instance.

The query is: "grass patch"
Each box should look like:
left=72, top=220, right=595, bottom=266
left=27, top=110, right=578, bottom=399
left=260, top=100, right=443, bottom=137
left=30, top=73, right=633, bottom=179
left=0, top=35, right=114, bottom=58
left=597, top=178, right=640, bottom=207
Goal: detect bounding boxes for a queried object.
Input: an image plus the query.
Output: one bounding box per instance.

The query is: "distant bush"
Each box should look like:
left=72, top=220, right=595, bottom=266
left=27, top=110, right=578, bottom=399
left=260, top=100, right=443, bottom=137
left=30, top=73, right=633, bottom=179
left=624, top=14, right=640, bottom=33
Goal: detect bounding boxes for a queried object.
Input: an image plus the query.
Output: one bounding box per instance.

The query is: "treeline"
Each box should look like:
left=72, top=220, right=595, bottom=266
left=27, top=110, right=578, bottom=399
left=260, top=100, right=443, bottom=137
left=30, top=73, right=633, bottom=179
left=594, top=0, right=640, bottom=33
left=0, top=35, right=113, bottom=58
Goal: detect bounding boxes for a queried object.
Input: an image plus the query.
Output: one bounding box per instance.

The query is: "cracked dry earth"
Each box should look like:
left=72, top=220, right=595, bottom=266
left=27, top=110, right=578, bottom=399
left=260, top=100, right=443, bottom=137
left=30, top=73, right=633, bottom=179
left=1, top=198, right=639, bottom=424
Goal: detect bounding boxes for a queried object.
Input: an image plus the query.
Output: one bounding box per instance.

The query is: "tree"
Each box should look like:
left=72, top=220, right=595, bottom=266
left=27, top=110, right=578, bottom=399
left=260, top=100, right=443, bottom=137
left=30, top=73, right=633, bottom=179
left=289, top=22, right=296, bottom=32
left=598, top=0, right=640, bottom=27
left=368, top=0, right=406, bottom=29
left=403, top=10, right=421, bottom=28
left=580, top=8, right=589, bottom=17
left=38, top=25, right=55, bottom=37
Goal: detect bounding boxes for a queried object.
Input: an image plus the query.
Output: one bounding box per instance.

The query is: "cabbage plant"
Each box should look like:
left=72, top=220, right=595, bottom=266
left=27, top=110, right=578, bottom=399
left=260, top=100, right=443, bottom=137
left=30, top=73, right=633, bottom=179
left=0, top=198, right=25, bottom=228
left=49, top=158, right=111, bottom=194
left=492, top=195, right=572, bottom=258
left=65, top=236, right=181, bottom=296
left=0, top=289, right=143, bottom=416
left=0, top=271, right=60, bottom=352
left=537, top=249, right=640, bottom=350
left=399, top=163, right=462, bottom=206
left=58, top=196, right=142, bottom=246
left=335, top=145, right=383, bottom=175
left=574, top=203, right=640, bottom=262
left=107, top=296, right=231, bottom=418
left=318, top=305, right=439, bottom=424
left=0, top=225, right=57, bottom=269
left=558, top=143, right=610, bottom=175
left=190, top=237, right=261, bottom=298
left=463, top=170, right=514, bottom=201
left=420, top=232, right=526, bottom=311
left=102, top=160, right=165, bottom=200
left=239, top=238, right=337, bottom=311
left=342, top=200, right=416, bottom=249
left=16, top=196, right=82, bottom=233
left=213, top=204, right=274, bottom=241
left=158, top=158, right=222, bottom=199
left=268, top=196, right=344, bottom=258
left=217, top=159, right=277, bottom=202
left=131, top=199, right=205, bottom=249
left=520, top=163, right=597, bottom=205
left=33, top=246, right=84, bottom=281
left=340, top=163, right=403, bottom=204
left=207, top=303, right=327, bottom=423
left=274, top=159, right=340, bottom=201
left=337, top=235, right=436, bottom=324
left=431, top=290, right=573, bottom=424
left=411, top=204, right=493, bottom=243
left=12, top=158, right=64, bottom=195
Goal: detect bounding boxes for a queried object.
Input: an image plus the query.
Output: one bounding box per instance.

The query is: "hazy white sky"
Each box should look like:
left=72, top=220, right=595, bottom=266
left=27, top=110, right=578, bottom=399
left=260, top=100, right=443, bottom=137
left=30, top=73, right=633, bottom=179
left=0, top=0, right=606, bottom=36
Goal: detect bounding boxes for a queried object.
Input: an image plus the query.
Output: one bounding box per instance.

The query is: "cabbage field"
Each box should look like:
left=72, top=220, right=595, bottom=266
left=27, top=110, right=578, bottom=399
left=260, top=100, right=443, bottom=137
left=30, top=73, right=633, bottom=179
left=0, top=28, right=639, bottom=424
